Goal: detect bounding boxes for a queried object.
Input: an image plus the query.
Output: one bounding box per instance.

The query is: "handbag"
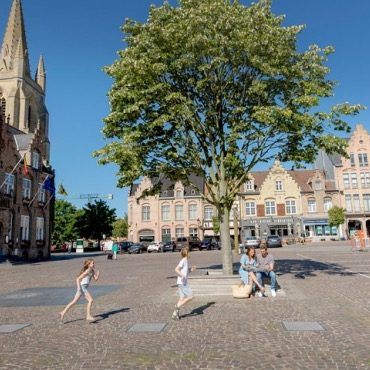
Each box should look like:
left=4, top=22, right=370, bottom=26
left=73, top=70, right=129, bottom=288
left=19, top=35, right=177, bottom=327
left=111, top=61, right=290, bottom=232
left=232, top=284, right=252, bottom=298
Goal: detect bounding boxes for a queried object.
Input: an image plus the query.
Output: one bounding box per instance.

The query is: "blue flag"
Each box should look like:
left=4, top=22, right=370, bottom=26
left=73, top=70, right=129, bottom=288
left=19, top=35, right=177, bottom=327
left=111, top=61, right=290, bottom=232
left=42, top=177, right=55, bottom=196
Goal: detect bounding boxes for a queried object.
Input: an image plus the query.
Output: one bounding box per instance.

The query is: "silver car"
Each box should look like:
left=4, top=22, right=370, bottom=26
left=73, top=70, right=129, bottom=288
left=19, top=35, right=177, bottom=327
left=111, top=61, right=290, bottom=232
left=243, top=237, right=261, bottom=249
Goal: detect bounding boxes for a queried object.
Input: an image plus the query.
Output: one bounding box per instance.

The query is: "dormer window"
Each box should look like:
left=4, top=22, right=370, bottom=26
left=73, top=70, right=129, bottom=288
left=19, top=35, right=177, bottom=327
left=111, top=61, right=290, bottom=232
left=175, top=189, right=182, bottom=198
left=245, top=180, right=253, bottom=191
left=163, top=190, right=168, bottom=197
left=314, top=180, right=322, bottom=190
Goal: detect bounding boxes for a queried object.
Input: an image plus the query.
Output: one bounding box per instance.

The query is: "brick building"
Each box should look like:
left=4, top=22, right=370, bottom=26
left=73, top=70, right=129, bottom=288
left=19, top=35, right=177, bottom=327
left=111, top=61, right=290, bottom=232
left=0, top=0, right=53, bottom=258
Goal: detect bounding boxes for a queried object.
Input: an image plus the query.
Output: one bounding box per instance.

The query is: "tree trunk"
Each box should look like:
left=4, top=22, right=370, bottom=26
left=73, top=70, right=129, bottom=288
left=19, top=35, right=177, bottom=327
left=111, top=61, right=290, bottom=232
left=220, top=207, right=233, bottom=275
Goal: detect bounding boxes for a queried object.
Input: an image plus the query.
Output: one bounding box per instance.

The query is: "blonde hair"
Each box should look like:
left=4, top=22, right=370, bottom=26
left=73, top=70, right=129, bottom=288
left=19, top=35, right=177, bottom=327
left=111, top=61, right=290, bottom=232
left=78, top=259, right=94, bottom=277
left=180, top=247, right=189, bottom=258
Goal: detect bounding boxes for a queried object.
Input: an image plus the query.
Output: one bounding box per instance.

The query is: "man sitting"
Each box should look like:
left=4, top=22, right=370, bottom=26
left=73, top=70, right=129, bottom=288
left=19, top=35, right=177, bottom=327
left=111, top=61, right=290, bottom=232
left=256, top=245, right=277, bottom=297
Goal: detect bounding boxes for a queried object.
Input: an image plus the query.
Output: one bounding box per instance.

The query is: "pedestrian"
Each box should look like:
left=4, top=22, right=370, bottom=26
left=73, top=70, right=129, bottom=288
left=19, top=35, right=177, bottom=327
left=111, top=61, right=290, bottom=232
left=256, top=245, right=277, bottom=297
left=60, top=259, right=100, bottom=322
left=172, top=247, right=196, bottom=320
left=239, top=246, right=265, bottom=294
left=112, top=242, right=119, bottom=260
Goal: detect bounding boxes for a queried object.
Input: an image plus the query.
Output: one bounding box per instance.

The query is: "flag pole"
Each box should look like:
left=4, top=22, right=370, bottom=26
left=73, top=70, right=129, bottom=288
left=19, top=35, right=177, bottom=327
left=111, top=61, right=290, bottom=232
left=0, top=155, right=25, bottom=192
left=43, top=193, right=54, bottom=210
left=28, top=175, right=49, bottom=208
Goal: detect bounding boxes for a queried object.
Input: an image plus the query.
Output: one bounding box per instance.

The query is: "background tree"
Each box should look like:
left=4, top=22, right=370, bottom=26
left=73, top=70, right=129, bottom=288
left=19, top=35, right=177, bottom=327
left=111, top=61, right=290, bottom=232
left=328, top=206, right=346, bottom=238
left=75, top=200, right=116, bottom=245
left=52, top=200, right=79, bottom=246
left=212, top=215, right=220, bottom=236
left=96, top=0, right=362, bottom=274
left=112, top=214, right=129, bottom=239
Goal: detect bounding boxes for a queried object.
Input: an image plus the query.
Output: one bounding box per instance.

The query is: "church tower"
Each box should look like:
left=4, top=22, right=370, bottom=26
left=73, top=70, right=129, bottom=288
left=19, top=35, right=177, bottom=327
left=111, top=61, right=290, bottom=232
left=0, top=0, right=50, bottom=163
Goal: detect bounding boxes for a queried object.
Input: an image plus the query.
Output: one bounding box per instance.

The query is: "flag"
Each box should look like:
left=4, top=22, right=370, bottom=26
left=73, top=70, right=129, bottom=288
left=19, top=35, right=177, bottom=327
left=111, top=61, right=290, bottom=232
left=42, top=176, right=55, bottom=196
left=22, top=154, right=28, bottom=176
left=57, top=184, right=68, bottom=196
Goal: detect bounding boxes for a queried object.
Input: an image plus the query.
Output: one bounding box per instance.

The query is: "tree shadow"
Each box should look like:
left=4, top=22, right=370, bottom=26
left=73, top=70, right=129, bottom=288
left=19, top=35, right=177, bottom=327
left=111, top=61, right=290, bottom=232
left=93, top=307, right=130, bottom=322
left=181, top=302, right=215, bottom=318
left=202, top=258, right=360, bottom=279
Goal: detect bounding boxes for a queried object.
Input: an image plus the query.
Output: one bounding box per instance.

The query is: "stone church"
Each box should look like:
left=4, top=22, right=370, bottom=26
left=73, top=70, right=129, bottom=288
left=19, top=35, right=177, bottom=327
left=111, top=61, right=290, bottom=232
left=0, top=0, right=53, bottom=259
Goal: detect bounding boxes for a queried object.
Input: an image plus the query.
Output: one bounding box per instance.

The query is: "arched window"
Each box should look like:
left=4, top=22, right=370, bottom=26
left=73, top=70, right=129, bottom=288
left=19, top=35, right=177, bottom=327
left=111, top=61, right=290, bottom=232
left=308, top=198, right=316, bottom=213
left=161, top=203, right=170, bottom=221
left=175, top=203, right=183, bottom=220
left=265, top=199, right=276, bottom=215
left=323, top=197, right=332, bottom=211
left=188, top=203, right=197, bottom=220
left=142, top=204, right=150, bottom=221
left=285, top=198, right=297, bottom=215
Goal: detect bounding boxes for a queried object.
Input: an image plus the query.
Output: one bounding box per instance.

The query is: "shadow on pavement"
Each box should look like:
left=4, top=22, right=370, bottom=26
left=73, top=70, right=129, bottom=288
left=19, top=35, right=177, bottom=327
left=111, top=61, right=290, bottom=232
left=203, top=258, right=360, bottom=279
left=94, top=307, right=130, bottom=322
left=181, top=302, right=215, bottom=319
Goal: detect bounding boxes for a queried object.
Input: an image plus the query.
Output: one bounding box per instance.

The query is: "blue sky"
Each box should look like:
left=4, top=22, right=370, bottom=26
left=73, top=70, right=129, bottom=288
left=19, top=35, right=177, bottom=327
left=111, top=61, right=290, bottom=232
left=1, top=0, right=369, bottom=217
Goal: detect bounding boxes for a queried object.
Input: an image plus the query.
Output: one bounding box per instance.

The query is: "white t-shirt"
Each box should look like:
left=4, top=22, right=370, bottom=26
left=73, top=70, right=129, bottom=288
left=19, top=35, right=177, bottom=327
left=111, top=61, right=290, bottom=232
left=176, top=257, right=189, bottom=285
left=80, top=270, right=93, bottom=286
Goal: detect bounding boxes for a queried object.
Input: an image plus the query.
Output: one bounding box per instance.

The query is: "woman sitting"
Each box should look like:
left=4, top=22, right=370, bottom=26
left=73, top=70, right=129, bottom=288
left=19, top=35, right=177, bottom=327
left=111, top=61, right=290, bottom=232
left=239, top=246, right=265, bottom=295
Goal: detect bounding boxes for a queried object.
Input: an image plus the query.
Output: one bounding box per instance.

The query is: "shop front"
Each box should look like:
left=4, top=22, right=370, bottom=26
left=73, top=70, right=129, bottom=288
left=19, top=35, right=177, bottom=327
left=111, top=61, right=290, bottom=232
left=241, top=216, right=302, bottom=239
left=303, top=218, right=338, bottom=239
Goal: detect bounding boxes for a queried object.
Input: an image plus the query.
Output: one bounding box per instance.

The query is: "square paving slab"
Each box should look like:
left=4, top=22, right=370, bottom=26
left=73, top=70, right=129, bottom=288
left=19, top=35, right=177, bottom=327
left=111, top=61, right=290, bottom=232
left=128, top=323, right=167, bottom=333
left=282, top=321, right=325, bottom=331
left=0, top=324, right=31, bottom=333
left=0, top=285, right=122, bottom=307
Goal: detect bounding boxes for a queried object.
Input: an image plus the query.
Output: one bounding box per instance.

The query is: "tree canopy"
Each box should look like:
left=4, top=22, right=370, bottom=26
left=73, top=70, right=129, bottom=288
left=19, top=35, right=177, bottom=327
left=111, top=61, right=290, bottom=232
left=96, top=0, right=362, bottom=273
left=112, top=214, right=129, bottom=238
left=52, top=200, right=79, bottom=246
left=75, top=200, right=117, bottom=242
left=328, top=206, right=346, bottom=228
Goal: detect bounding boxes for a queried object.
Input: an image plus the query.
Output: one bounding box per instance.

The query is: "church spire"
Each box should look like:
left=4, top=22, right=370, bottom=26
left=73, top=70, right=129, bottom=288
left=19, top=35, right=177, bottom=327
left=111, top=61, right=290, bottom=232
left=35, top=55, right=46, bottom=92
left=0, top=0, right=31, bottom=76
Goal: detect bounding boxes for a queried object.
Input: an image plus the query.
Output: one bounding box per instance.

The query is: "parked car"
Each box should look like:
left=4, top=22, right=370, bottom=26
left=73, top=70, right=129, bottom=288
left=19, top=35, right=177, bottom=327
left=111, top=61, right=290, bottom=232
left=200, top=237, right=219, bottom=250
left=266, top=235, right=282, bottom=248
left=128, top=243, right=146, bottom=254
left=243, top=237, right=261, bottom=249
left=119, top=241, right=133, bottom=253
left=147, top=242, right=163, bottom=253
left=162, top=241, right=176, bottom=252
left=175, top=236, right=202, bottom=251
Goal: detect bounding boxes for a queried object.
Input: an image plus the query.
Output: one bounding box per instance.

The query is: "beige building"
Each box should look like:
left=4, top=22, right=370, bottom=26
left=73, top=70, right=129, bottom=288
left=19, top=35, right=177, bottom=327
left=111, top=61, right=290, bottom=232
left=129, top=161, right=342, bottom=243
left=239, top=161, right=341, bottom=241
left=316, top=124, right=370, bottom=237
left=0, top=0, right=53, bottom=259
left=128, top=175, right=206, bottom=243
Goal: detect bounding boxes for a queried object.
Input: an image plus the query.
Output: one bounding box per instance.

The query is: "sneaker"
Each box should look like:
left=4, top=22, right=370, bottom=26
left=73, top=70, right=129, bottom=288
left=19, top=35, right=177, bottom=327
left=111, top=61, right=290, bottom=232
left=257, top=291, right=266, bottom=298
left=171, top=310, right=180, bottom=320
left=271, top=289, right=277, bottom=297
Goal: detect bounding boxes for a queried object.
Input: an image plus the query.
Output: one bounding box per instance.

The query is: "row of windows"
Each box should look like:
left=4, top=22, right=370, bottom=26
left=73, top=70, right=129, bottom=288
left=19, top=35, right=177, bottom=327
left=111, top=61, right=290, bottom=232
left=349, top=152, right=369, bottom=167
left=345, top=194, right=370, bottom=213
left=141, top=204, right=214, bottom=222
left=244, top=197, right=333, bottom=216
left=161, top=227, right=198, bottom=239
left=245, top=179, right=323, bottom=192
left=343, top=172, right=370, bottom=189
left=7, top=214, right=45, bottom=241
left=3, top=173, right=47, bottom=202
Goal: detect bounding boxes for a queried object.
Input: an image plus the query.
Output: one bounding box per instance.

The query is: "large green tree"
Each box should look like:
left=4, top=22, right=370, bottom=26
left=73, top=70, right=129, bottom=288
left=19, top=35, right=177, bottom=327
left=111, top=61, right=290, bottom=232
left=95, top=0, right=362, bottom=274
left=52, top=200, right=79, bottom=246
left=75, top=200, right=117, bottom=245
left=328, top=206, right=346, bottom=237
left=112, top=214, right=129, bottom=238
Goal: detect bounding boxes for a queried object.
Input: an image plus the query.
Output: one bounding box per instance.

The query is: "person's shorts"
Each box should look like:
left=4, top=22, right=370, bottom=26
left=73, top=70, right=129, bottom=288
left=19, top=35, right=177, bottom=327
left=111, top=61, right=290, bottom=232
left=178, top=284, right=193, bottom=298
left=79, top=284, right=89, bottom=294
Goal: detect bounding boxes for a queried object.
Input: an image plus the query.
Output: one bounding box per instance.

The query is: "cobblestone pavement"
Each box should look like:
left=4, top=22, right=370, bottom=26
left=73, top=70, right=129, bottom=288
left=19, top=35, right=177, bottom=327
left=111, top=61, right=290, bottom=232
left=1, top=241, right=370, bottom=369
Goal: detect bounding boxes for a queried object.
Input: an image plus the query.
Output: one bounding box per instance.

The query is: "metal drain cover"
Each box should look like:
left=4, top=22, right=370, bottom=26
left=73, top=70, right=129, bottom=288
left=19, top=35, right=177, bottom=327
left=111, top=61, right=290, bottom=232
left=128, top=323, right=167, bottom=333
left=0, top=324, right=31, bottom=333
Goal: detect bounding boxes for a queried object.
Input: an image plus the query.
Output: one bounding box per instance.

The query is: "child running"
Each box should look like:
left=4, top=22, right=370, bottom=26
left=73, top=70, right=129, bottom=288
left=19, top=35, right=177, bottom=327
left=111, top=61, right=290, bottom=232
left=172, top=247, right=196, bottom=320
left=60, top=259, right=100, bottom=322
